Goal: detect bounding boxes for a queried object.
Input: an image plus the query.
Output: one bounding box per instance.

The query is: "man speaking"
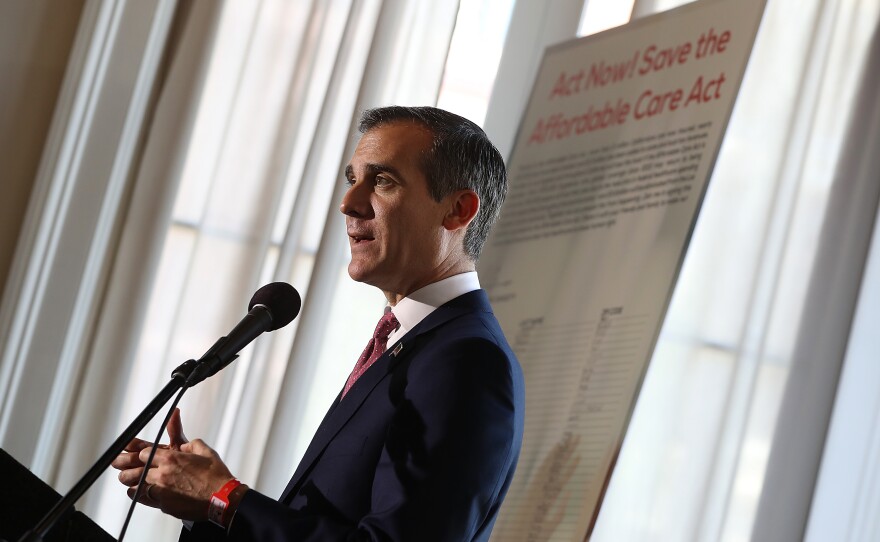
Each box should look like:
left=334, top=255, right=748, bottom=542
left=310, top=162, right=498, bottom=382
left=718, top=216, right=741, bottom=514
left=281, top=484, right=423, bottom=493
left=113, top=106, right=525, bottom=541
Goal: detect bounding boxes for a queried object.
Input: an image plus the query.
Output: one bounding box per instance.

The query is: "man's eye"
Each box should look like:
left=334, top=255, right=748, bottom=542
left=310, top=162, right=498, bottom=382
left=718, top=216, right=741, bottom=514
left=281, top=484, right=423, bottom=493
left=375, top=176, right=392, bottom=188
left=344, top=177, right=355, bottom=187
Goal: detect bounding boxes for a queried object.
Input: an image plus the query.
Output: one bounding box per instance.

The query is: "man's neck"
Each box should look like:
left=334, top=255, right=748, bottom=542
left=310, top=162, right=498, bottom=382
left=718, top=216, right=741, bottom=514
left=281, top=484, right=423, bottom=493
left=383, top=262, right=475, bottom=306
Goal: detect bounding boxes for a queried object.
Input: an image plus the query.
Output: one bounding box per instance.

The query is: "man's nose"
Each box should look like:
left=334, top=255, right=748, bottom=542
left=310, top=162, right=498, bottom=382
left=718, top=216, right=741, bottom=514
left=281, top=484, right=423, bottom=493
left=340, top=181, right=372, bottom=218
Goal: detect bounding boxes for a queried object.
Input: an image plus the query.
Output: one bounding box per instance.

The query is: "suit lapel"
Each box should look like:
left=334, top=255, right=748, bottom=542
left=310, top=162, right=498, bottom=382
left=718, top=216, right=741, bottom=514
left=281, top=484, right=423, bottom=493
left=278, top=338, right=413, bottom=503
left=279, top=290, right=493, bottom=503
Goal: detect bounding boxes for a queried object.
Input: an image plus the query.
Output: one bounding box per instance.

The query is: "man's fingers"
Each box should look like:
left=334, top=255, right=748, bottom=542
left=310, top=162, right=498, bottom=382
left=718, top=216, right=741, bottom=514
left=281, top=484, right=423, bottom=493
left=138, top=444, right=175, bottom=465
left=126, top=485, right=161, bottom=509
left=112, top=451, right=147, bottom=470
left=124, top=438, right=155, bottom=452
left=179, top=438, right=213, bottom=457
left=117, top=466, right=146, bottom=487
left=166, top=408, right=188, bottom=449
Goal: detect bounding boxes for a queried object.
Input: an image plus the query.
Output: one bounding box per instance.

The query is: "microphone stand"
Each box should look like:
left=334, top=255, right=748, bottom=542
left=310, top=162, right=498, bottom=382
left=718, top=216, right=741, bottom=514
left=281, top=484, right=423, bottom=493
left=14, top=359, right=199, bottom=542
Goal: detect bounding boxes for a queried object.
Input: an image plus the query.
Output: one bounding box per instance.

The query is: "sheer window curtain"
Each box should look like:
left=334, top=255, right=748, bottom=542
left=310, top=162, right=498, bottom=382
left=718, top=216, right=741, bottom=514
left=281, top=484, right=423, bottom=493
left=0, top=0, right=192, bottom=486
left=761, top=15, right=880, bottom=541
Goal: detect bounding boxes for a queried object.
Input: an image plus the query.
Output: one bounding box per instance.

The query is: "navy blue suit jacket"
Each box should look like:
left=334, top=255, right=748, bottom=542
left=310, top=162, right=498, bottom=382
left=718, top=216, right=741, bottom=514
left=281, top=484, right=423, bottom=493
left=181, top=289, right=525, bottom=541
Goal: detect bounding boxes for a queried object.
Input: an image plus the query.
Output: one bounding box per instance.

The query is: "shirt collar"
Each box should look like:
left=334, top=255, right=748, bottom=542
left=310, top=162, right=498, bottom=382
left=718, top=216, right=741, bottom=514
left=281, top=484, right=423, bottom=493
left=387, top=271, right=480, bottom=345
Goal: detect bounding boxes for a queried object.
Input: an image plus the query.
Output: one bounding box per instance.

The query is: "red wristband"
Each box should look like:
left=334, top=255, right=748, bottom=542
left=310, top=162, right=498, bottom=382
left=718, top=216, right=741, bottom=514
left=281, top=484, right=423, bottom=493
left=208, top=478, right=242, bottom=528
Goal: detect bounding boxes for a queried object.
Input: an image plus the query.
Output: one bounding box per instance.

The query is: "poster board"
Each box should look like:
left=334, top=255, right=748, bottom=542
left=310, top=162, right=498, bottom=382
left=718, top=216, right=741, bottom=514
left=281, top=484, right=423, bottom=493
left=481, top=0, right=767, bottom=539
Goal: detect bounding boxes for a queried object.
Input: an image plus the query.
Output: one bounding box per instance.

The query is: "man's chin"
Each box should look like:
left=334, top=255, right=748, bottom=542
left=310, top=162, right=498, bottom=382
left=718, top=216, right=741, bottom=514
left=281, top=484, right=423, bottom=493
left=347, top=262, right=376, bottom=285
left=349, top=264, right=398, bottom=296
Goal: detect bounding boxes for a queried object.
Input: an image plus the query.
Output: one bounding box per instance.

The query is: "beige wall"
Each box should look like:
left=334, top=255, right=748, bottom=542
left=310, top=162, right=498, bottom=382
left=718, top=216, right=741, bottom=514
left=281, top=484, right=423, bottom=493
left=0, top=0, right=85, bottom=293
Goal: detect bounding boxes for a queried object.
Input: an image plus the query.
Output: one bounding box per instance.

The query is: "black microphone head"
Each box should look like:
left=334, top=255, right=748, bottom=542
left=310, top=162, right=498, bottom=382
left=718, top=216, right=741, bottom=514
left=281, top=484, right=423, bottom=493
left=249, top=282, right=301, bottom=331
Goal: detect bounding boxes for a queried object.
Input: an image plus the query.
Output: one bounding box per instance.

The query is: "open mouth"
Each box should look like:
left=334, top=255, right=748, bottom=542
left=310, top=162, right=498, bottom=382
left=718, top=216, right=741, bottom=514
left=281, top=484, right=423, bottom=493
left=349, top=234, right=374, bottom=244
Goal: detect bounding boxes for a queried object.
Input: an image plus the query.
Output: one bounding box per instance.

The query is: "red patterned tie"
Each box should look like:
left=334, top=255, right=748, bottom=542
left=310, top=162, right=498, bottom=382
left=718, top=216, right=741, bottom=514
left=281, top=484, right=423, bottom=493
left=342, top=309, right=399, bottom=398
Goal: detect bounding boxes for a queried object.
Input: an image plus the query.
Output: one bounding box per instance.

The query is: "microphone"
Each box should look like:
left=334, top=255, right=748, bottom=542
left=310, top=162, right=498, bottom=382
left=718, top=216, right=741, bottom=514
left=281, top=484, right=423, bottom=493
left=185, top=282, right=301, bottom=386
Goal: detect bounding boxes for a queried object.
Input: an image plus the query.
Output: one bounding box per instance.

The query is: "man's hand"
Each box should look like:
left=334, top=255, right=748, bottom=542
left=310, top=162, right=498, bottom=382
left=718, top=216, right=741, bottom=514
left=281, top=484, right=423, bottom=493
left=111, top=408, right=240, bottom=522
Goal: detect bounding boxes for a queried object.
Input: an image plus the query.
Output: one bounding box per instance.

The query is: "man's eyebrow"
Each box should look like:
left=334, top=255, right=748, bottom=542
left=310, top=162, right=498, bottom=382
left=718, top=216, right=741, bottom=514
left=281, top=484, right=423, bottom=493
left=368, top=163, right=403, bottom=179
left=347, top=162, right=403, bottom=180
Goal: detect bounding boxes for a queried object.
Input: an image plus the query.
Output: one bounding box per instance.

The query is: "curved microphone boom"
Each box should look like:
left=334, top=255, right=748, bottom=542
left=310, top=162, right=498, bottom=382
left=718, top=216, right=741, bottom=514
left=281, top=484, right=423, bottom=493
left=185, top=282, right=301, bottom=386
left=13, top=283, right=300, bottom=542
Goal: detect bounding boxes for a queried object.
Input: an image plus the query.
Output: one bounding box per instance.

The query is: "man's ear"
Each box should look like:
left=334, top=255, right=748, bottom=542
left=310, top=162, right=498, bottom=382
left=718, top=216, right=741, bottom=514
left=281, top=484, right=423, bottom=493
left=442, top=190, right=480, bottom=232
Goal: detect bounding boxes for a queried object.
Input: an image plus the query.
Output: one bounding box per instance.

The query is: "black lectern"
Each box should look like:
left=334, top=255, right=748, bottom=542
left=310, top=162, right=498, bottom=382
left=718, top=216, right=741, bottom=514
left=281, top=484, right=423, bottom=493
left=0, top=449, right=113, bottom=542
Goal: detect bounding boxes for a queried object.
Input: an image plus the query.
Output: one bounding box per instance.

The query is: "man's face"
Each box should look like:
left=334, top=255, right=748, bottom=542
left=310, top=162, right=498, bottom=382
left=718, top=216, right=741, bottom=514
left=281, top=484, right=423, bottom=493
left=341, top=122, right=454, bottom=298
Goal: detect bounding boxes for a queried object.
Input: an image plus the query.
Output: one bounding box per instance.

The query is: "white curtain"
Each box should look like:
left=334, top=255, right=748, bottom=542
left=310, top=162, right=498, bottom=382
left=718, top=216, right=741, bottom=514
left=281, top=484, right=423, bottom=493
left=757, top=16, right=880, bottom=541
left=0, top=0, right=190, bottom=479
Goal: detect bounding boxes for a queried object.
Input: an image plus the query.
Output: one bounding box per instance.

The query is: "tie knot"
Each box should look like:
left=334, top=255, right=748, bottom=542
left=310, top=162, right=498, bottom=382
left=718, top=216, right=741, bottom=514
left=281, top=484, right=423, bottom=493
left=374, top=310, right=399, bottom=341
